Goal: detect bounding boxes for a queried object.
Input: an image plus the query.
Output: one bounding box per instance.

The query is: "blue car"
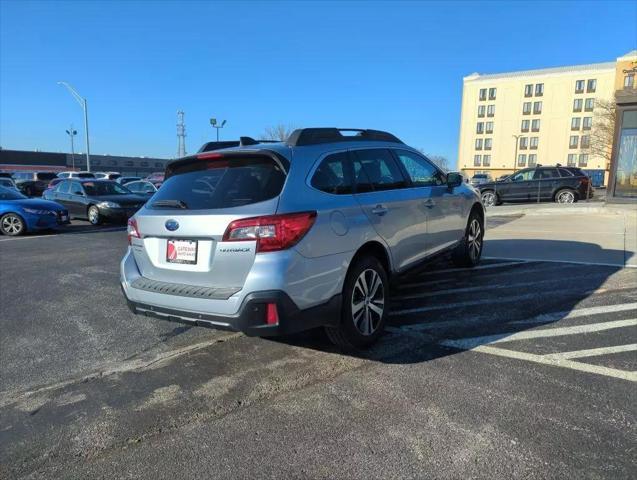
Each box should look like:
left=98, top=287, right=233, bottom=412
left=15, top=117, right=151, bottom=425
left=0, top=186, right=70, bottom=236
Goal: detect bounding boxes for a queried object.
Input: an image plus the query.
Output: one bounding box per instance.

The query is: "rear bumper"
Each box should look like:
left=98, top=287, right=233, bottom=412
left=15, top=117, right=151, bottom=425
left=122, top=286, right=341, bottom=337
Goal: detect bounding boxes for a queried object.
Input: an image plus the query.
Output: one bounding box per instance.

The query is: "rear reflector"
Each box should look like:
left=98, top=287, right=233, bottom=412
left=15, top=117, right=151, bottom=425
left=222, top=211, right=317, bottom=252
left=266, top=303, right=279, bottom=325
left=127, top=218, right=141, bottom=245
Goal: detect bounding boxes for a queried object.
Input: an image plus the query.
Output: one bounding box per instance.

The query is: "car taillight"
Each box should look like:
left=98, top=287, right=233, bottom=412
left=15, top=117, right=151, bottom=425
left=127, top=218, right=140, bottom=245
left=266, top=303, right=279, bottom=325
left=222, top=211, right=317, bottom=253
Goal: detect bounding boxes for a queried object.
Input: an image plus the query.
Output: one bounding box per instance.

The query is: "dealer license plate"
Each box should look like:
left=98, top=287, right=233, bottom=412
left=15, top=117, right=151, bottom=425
left=166, top=239, right=198, bottom=264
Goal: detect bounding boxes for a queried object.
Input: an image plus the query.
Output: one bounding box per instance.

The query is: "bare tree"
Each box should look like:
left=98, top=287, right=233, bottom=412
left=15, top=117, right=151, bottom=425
left=261, top=124, right=297, bottom=141
left=588, top=99, right=616, bottom=164
left=418, top=149, right=450, bottom=171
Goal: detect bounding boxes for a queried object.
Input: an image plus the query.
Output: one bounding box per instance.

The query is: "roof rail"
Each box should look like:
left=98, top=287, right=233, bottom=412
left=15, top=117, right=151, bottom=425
left=238, top=136, right=280, bottom=146
left=286, top=128, right=403, bottom=147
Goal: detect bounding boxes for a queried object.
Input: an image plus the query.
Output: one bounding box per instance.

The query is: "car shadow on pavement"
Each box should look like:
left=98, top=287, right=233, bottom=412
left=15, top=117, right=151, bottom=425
left=269, top=240, right=630, bottom=366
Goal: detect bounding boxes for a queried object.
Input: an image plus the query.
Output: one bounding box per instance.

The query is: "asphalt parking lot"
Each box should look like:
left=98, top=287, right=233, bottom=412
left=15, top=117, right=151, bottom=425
left=1, top=214, right=636, bottom=479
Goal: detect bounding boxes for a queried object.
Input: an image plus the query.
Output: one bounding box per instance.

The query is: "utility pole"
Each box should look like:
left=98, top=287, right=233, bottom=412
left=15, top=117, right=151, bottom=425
left=58, top=82, right=91, bottom=171
left=65, top=126, right=78, bottom=170
left=177, top=110, right=186, bottom=158
left=210, top=118, right=227, bottom=141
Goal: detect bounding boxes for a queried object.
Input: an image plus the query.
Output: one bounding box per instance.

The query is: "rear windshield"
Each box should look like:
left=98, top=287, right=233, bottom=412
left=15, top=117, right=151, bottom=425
left=78, top=173, right=96, bottom=178
left=150, top=157, right=285, bottom=210
left=82, top=181, right=130, bottom=195
left=36, top=172, right=57, bottom=181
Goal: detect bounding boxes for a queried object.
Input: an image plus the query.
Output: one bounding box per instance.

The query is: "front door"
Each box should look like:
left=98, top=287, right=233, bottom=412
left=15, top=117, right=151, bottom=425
left=503, top=169, right=535, bottom=202
left=67, top=181, right=87, bottom=217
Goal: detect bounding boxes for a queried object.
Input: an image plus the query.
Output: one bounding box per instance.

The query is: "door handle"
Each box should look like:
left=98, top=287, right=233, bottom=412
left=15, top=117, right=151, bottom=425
left=423, top=198, right=436, bottom=208
left=371, top=205, right=388, bottom=216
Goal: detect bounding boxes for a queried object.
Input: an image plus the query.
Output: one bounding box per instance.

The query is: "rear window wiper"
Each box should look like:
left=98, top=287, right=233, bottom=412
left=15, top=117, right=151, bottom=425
left=151, top=199, right=188, bottom=209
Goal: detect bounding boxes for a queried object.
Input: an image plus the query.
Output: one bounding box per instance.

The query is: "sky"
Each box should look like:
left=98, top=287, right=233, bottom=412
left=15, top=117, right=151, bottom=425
left=1, top=1, right=636, bottom=167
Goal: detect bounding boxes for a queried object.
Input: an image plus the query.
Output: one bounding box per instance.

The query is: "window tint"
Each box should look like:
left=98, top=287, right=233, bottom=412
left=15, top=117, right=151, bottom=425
left=151, top=157, right=285, bottom=210
left=394, top=150, right=443, bottom=187
left=35, top=172, right=57, bottom=181
left=510, top=170, right=533, bottom=182
left=56, top=180, right=71, bottom=194
left=534, top=168, right=559, bottom=179
left=352, top=149, right=406, bottom=193
left=311, top=152, right=353, bottom=194
left=559, top=168, right=574, bottom=177
left=69, top=182, right=84, bottom=195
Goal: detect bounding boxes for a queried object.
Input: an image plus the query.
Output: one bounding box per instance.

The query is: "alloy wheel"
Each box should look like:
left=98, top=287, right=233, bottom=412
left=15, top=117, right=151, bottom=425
left=1, top=214, right=24, bottom=235
left=557, top=191, right=575, bottom=204
left=88, top=207, right=99, bottom=224
left=467, top=218, right=482, bottom=261
left=481, top=192, right=496, bottom=207
left=351, top=269, right=385, bottom=336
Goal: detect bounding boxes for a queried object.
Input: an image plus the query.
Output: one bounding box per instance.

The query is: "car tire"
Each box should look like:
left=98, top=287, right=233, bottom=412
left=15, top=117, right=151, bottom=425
left=452, top=210, right=484, bottom=268
left=554, top=188, right=577, bottom=204
left=88, top=205, right=102, bottom=225
left=325, top=256, right=388, bottom=351
left=0, top=213, right=26, bottom=236
left=480, top=190, right=500, bottom=207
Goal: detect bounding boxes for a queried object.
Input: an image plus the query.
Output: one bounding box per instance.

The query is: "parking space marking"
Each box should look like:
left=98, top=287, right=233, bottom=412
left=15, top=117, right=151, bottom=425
left=543, top=344, right=637, bottom=360
left=395, top=302, right=637, bottom=332
left=453, top=344, right=637, bottom=382
left=483, top=256, right=637, bottom=269
left=394, top=273, right=611, bottom=300
left=440, top=318, right=636, bottom=350
left=0, top=226, right=126, bottom=242
left=390, top=284, right=637, bottom=316
left=416, top=260, right=529, bottom=276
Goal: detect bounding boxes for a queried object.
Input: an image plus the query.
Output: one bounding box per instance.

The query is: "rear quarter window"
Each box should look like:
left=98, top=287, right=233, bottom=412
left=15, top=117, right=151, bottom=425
left=151, top=156, right=285, bottom=210
left=311, top=152, right=353, bottom=194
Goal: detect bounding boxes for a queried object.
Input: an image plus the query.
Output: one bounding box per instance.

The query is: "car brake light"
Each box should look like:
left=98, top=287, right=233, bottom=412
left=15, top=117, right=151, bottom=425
left=127, top=218, right=140, bottom=245
left=266, top=303, right=279, bottom=325
left=222, top=211, right=317, bottom=253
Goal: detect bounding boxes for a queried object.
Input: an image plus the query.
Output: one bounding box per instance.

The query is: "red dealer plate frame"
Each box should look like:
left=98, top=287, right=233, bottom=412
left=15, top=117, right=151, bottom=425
left=166, top=239, right=198, bottom=265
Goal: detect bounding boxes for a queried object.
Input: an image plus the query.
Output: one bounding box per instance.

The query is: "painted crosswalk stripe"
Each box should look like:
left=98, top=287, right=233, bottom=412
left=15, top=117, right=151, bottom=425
left=390, top=284, right=637, bottom=316
left=396, top=302, right=637, bottom=332
left=439, top=318, right=637, bottom=350
left=543, top=344, right=637, bottom=360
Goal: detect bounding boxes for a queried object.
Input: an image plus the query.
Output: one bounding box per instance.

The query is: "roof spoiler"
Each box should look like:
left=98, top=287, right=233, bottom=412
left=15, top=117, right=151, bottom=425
left=286, top=128, right=403, bottom=147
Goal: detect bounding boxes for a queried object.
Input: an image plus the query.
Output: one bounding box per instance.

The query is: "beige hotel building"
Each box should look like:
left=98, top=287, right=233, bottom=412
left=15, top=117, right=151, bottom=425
left=457, top=50, right=637, bottom=186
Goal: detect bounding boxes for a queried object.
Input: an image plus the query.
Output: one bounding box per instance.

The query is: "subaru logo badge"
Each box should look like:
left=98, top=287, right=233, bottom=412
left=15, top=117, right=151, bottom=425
left=165, top=219, right=179, bottom=231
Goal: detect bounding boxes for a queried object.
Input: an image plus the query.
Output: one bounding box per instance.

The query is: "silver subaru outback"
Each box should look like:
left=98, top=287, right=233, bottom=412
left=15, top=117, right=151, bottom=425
left=121, top=128, right=484, bottom=349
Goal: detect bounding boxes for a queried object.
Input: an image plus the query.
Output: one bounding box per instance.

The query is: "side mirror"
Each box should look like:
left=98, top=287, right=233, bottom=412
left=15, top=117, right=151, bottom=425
left=447, top=172, right=462, bottom=188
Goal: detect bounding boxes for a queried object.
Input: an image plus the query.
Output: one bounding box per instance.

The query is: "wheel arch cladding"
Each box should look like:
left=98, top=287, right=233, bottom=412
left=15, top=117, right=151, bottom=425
left=470, top=202, right=484, bottom=226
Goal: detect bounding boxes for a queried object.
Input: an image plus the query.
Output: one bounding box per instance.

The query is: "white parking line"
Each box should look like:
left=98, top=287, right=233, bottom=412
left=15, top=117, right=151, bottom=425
left=416, top=260, right=529, bottom=276
left=483, top=256, right=637, bottom=269
left=394, top=273, right=611, bottom=300
left=543, top=344, right=637, bottom=360
left=390, top=284, right=637, bottom=316
left=396, top=302, right=637, bottom=332
left=440, top=318, right=637, bottom=350
left=455, top=344, right=637, bottom=382
left=0, top=227, right=126, bottom=242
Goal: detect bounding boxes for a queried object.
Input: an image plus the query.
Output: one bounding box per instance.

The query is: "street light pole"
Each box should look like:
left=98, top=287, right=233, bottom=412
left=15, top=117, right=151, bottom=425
left=58, top=82, right=91, bottom=172
left=210, top=118, right=227, bottom=142
left=65, top=126, right=77, bottom=170
left=512, top=134, right=522, bottom=173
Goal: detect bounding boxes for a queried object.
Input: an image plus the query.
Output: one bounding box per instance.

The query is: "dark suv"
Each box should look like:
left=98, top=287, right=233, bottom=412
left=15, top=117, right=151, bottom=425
left=478, top=166, right=593, bottom=206
left=12, top=171, right=58, bottom=197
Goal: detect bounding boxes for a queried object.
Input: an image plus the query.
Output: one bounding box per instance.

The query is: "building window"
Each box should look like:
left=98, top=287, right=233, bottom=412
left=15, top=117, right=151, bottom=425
left=487, top=104, right=495, bottom=117
left=474, top=154, right=482, bottom=166
left=92, top=159, right=101, bottom=166
left=482, top=154, right=491, bottom=166
left=582, top=116, right=592, bottom=130
left=484, top=138, right=492, bottom=150
left=111, top=160, right=118, bottom=166
left=535, top=83, right=544, bottom=96
left=580, top=135, right=590, bottom=148
left=569, top=135, right=579, bottom=149
left=578, top=154, right=588, bottom=167
left=575, top=80, right=585, bottom=93
left=533, top=101, right=542, bottom=114
left=625, top=74, right=635, bottom=88
left=155, top=162, right=163, bottom=168
left=571, top=117, right=581, bottom=130
left=475, top=138, right=483, bottom=150
left=476, top=122, right=484, bottom=134
left=530, top=137, right=539, bottom=150
left=524, top=84, right=533, bottom=97
left=523, top=102, right=532, bottom=115
left=573, top=99, right=583, bottom=112
left=519, top=137, right=528, bottom=150
left=586, top=79, right=596, bottom=93
left=488, top=88, right=496, bottom=100
left=485, top=121, right=494, bottom=134
left=528, top=154, right=537, bottom=167
left=478, top=105, right=485, bottom=117
left=141, top=161, right=149, bottom=167
left=584, top=98, right=594, bottom=112
left=531, top=119, right=540, bottom=132
left=567, top=154, right=577, bottom=166
left=521, top=119, right=530, bottom=132
left=125, top=161, right=134, bottom=167
left=479, top=88, right=487, bottom=101
left=517, top=154, right=527, bottom=167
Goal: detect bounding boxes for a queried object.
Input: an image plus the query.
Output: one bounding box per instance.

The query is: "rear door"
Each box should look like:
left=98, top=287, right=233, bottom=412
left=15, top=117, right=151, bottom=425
left=351, top=148, right=426, bottom=271
left=67, top=181, right=87, bottom=216
left=131, top=154, right=286, bottom=289
left=534, top=168, right=560, bottom=200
